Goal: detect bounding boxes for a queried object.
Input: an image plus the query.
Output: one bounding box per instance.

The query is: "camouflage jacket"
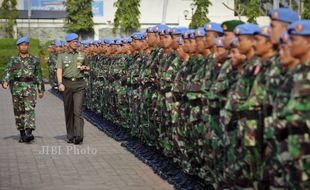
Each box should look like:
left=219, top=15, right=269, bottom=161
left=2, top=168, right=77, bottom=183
left=222, top=57, right=261, bottom=124
left=2, top=54, right=44, bottom=96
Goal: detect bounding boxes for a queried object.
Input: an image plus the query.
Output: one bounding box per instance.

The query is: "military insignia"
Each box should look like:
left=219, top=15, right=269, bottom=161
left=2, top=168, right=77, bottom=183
left=207, top=24, right=212, bottom=30
left=183, top=32, right=188, bottom=38
left=261, top=27, right=270, bottom=35
left=172, top=28, right=176, bottom=34
left=272, top=11, right=279, bottom=20
left=155, top=26, right=159, bottom=32
left=196, top=30, right=201, bottom=36
left=295, top=24, right=303, bottom=33
left=235, top=28, right=240, bottom=35
left=223, top=24, right=228, bottom=31
left=253, top=65, right=261, bottom=75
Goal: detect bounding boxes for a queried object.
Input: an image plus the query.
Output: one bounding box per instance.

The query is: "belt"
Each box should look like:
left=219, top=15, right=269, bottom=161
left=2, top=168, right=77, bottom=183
left=209, top=107, right=220, bottom=115
left=236, top=110, right=262, bottom=120
left=14, top=77, right=34, bottom=82
left=63, top=77, right=84, bottom=81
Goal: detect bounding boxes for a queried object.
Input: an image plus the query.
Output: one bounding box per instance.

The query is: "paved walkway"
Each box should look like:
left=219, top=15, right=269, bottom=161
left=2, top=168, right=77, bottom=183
left=0, top=85, right=174, bottom=190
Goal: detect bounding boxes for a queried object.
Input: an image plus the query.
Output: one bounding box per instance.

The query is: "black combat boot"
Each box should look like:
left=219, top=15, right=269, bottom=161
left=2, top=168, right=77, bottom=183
left=25, top=128, right=34, bottom=142
left=19, top=130, right=26, bottom=143
left=73, top=136, right=83, bottom=145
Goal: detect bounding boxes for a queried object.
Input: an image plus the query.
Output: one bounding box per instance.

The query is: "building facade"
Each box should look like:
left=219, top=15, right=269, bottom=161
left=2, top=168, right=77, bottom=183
left=0, top=0, right=295, bottom=42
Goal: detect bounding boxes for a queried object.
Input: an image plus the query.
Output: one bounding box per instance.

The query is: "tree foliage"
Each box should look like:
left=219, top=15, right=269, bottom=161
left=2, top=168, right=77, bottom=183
left=0, top=0, right=17, bottom=38
left=189, top=0, right=212, bottom=29
left=113, top=0, right=141, bottom=35
left=235, top=0, right=261, bottom=24
left=302, top=0, right=310, bottom=19
left=65, top=0, right=94, bottom=38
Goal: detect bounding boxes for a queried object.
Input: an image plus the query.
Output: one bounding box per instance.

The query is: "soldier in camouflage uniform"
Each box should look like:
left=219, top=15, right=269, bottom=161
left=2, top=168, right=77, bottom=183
left=272, top=20, right=310, bottom=189
left=221, top=24, right=261, bottom=187
left=47, top=41, right=58, bottom=88
left=139, top=25, right=168, bottom=147
left=1, top=36, right=45, bottom=143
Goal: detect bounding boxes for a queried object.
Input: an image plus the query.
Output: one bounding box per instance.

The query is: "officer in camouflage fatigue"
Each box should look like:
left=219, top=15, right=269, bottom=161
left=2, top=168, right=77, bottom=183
left=2, top=36, right=45, bottom=143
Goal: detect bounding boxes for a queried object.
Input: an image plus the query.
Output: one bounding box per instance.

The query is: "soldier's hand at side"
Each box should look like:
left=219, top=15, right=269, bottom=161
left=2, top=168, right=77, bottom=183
left=2, top=81, right=8, bottom=89
left=59, top=84, right=65, bottom=92
left=38, top=93, right=44, bottom=99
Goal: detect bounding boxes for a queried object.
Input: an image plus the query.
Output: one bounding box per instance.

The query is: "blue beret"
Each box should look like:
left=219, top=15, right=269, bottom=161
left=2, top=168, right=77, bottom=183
left=114, top=38, right=123, bottom=45
left=255, top=26, right=272, bottom=38
left=109, top=38, right=116, bottom=45
left=84, top=40, right=91, bottom=46
left=146, top=26, right=156, bottom=33
left=131, top=32, right=146, bottom=40
left=93, top=40, right=99, bottom=45
left=159, top=28, right=172, bottom=36
left=171, top=27, right=188, bottom=35
left=155, top=24, right=170, bottom=33
left=123, top=37, right=132, bottom=44
left=195, top=27, right=206, bottom=37
left=65, top=33, right=78, bottom=42
left=204, top=22, right=224, bottom=34
left=182, top=29, right=195, bottom=39
left=104, top=38, right=113, bottom=45
left=16, top=36, right=29, bottom=45
left=214, top=37, right=224, bottom=48
left=268, top=8, right=299, bottom=24
left=288, top=20, right=310, bottom=36
left=54, top=40, right=62, bottom=47
left=234, top=24, right=260, bottom=35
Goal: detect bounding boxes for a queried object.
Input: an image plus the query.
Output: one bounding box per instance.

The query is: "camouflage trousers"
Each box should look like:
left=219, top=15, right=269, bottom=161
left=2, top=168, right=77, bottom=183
left=12, top=91, right=37, bottom=130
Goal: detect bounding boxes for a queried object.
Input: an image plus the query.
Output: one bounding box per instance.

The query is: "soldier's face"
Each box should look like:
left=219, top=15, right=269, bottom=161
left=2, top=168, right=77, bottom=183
left=238, top=35, right=255, bottom=55
left=171, top=35, right=181, bottom=50
left=196, top=36, right=205, bottom=53
left=290, top=35, right=310, bottom=60
left=270, top=20, right=288, bottom=45
left=205, top=32, right=217, bottom=49
left=231, top=48, right=246, bottom=68
left=68, top=40, right=78, bottom=50
left=147, top=33, right=158, bottom=46
left=183, top=39, right=191, bottom=53
left=159, top=35, right=165, bottom=48
left=254, top=35, right=271, bottom=57
left=189, top=39, right=197, bottom=53
left=162, top=35, right=172, bottom=48
left=215, top=47, right=228, bottom=63
left=279, top=44, right=299, bottom=66
left=222, top=31, right=235, bottom=49
left=17, top=43, right=29, bottom=54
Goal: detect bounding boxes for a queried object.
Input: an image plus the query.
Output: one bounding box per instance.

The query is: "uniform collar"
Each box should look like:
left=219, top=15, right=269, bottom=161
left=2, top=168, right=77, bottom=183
left=67, top=48, right=78, bottom=54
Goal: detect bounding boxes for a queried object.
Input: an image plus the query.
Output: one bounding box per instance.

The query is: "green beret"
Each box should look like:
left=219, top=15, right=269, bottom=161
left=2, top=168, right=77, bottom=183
left=221, top=20, right=245, bottom=32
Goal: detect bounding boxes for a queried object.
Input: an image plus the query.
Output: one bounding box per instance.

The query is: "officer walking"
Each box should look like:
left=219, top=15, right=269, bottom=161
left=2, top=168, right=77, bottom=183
left=1, top=36, right=45, bottom=143
left=56, top=33, right=89, bottom=145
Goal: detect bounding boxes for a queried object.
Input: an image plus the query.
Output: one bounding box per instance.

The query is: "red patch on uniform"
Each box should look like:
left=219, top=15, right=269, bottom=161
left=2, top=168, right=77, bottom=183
left=254, top=65, right=260, bottom=75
